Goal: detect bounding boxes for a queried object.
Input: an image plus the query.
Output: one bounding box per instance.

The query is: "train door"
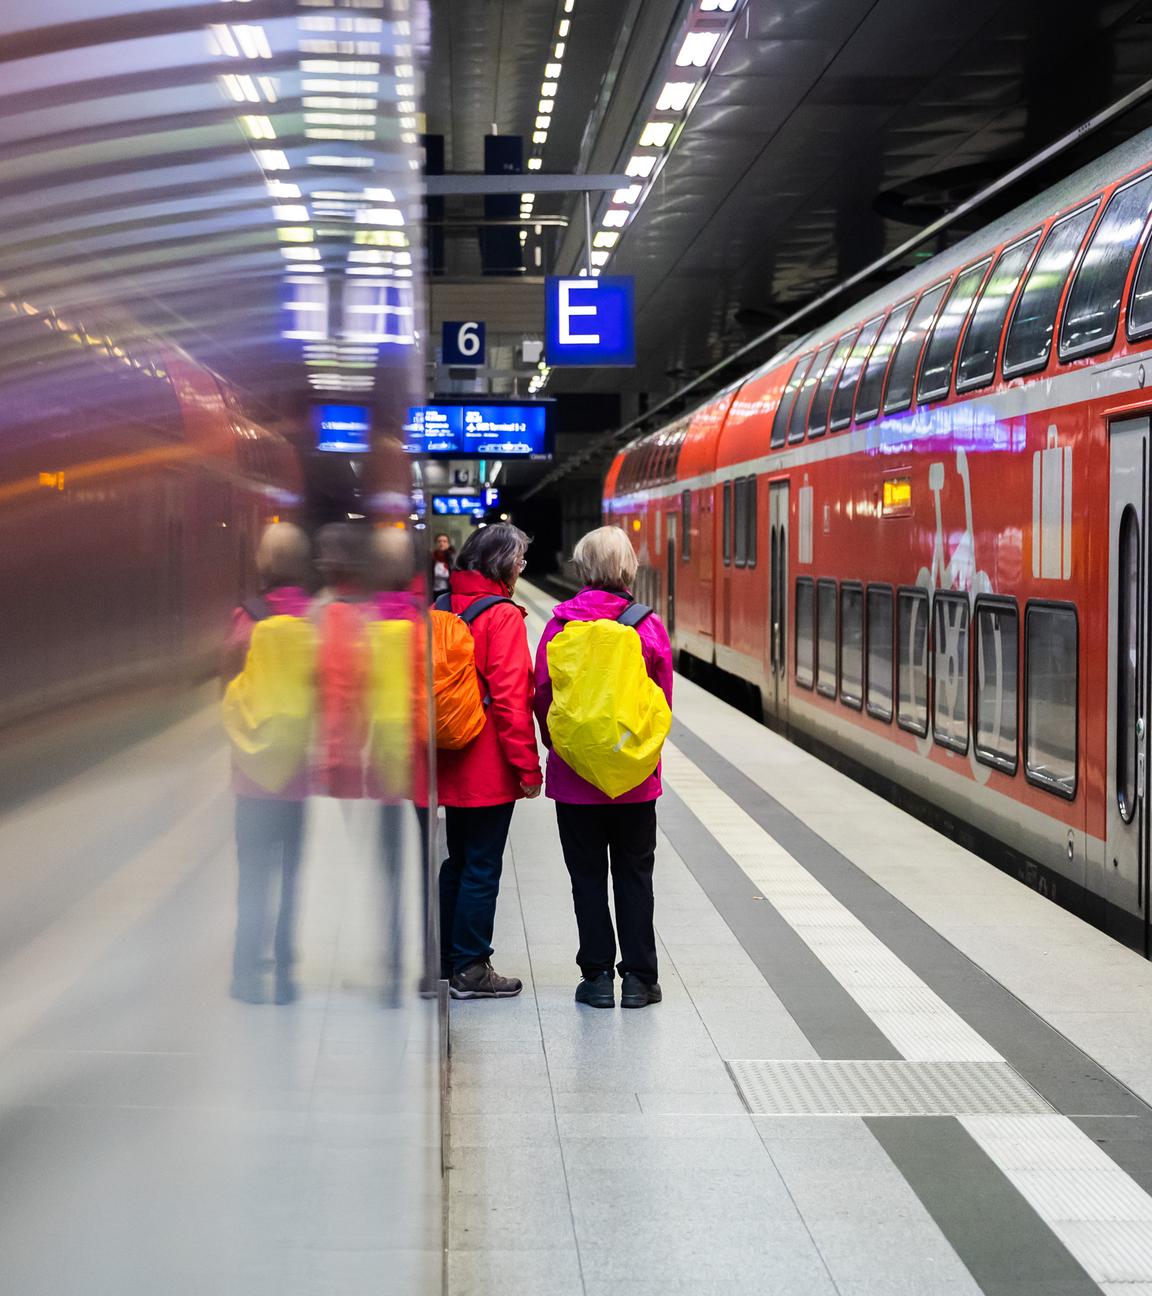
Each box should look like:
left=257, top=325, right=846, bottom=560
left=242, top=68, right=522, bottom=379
left=1107, top=417, right=1150, bottom=947
left=665, top=511, right=677, bottom=635
left=766, top=481, right=790, bottom=719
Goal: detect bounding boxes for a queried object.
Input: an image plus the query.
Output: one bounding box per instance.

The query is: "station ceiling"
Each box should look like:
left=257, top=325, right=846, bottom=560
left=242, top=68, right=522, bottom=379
left=425, top=0, right=1152, bottom=492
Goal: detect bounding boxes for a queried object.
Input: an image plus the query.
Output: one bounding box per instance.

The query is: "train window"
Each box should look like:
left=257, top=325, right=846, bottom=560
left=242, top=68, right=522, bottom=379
left=897, top=589, right=929, bottom=736
left=734, top=479, right=747, bottom=567
left=1025, top=602, right=1078, bottom=798
left=957, top=232, right=1041, bottom=391
left=1117, top=507, right=1140, bottom=820
left=884, top=281, right=949, bottom=413
left=839, top=583, right=864, bottom=709
left=809, top=330, right=858, bottom=437
left=1129, top=231, right=1152, bottom=339
left=745, top=477, right=757, bottom=567
left=855, top=300, right=914, bottom=423
left=917, top=260, right=990, bottom=403
left=1003, top=201, right=1098, bottom=376
left=771, top=358, right=805, bottom=448
left=795, top=578, right=815, bottom=689
left=790, top=341, right=835, bottom=443
left=681, top=490, right=692, bottom=562
left=932, top=593, right=970, bottom=754
left=866, top=585, right=894, bottom=721
left=817, top=579, right=838, bottom=698
left=722, top=481, right=732, bottom=566
left=1060, top=171, right=1152, bottom=360
left=974, top=599, right=1019, bottom=773
left=830, top=315, right=884, bottom=430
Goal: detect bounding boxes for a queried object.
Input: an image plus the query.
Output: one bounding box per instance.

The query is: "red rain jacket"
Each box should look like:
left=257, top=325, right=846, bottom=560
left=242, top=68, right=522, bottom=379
left=435, top=570, right=542, bottom=807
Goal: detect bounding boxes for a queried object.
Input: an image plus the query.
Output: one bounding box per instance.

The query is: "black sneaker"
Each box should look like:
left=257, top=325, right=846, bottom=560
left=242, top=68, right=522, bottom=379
left=620, top=973, right=661, bottom=1008
left=449, top=960, right=523, bottom=1000
left=574, top=971, right=614, bottom=1009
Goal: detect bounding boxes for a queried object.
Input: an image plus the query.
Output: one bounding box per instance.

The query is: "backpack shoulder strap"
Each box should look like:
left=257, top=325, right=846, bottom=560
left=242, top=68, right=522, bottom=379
left=616, top=601, right=652, bottom=629
left=433, top=593, right=453, bottom=612
left=242, top=596, right=271, bottom=622
left=459, top=594, right=513, bottom=625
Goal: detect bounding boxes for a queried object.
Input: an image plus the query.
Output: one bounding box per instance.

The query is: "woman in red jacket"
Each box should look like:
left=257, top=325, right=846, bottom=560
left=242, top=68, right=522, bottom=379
left=437, top=523, right=542, bottom=999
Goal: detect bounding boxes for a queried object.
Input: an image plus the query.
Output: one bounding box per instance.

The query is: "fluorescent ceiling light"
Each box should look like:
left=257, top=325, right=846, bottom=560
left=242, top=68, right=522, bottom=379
left=565, top=0, right=575, bottom=9
left=700, top=0, right=738, bottom=9
left=363, top=187, right=396, bottom=201
left=545, top=62, right=561, bottom=77
left=307, top=154, right=375, bottom=167
left=306, top=127, right=375, bottom=140
left=593, top=231, right=619, bottom=249
left=602, top=209, right=628, bottom=228
left=278, top=227, right=314, bottom=241
left=554, top=41, right=565, bottom=57
left=241, top=114, right=277, bottom=139
left=541, top=82, right=557, bottom=96
left=535, top=115, right=551, bottom=130
left=676, top=31, right=719, bottom=66
left=301, top=79, right=379, bottom=93
left=639, top=121, right=674, bottom=147
left=219, top=73, right=260, bottom=102
left=304, top=96, right=376, bottom=109
left=282, top=246, right=321, bottom=260
left=300, top=60, right=380, bottom=74
left=521, top=192, right=536, bottom=203
left=274, top=204, right=310, bottom=221
left=359, top=208, right=404, bottom=225
left=657, top=81, right=695, bottom=111
left=533, top=130, right=548, bottom=144
left=625, top=154, right=657, bottom=177
left=305, top=111, right=376, bottom=125
left=255, top=148, right=290, bottom=170
left=208, top=24, right=272, bottom=58
left=266, top=179, right=301, bottom=197
left=396, top=83, right=415, bottom=96
left=538, top=99, right=553, bottom=115
left=558, top=18, right=570, bottom=36
left=613, top=184, right=642, bottom=204
left=527, top=158, right=542, bottom=170
left=591, top=250, right=610, bottom=266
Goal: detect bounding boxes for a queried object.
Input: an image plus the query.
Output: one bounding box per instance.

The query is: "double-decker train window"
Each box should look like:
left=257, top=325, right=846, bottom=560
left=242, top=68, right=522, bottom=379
left=839, top=583, right=864, bottom=709
left=932, top=593, right=970, bottom=754
left=957, top=232, right=1040, bottom=391
left=884, top=281, right=949, bottom=413
left=830, top=315, right=884, bottom=430
left=974, top=599, right=1018, bottom=773
left=918, top=260, right=990, bottom=403
left=795, top=577, right=815, bottom=689
left=866, top=585, right=894, bottom=721
left=790, top=342, right=835, bottom=443
left=809, top=330, right=858, bottom=438
left=1116, top=507, right=1140, bottom=820
left=681, top=490, right=692, bottom=562
left=897, top=588, right=929, bottom=736
left=1128, top=227, right=1152, bottom=339
left=1060, top=171, right=1152, bottom=360
left=773, top=355, right=810, bottom=448
left=1025, top=603, right=1078, bottom=798
left=817, top=579, right=838, bottom=698
left=733, top=476, right=757, bottom=567
left=855, top=300, right=914, bottom=423
left=1003, top=201, right=1098, bottom=376
left=722, top=481, right=732, bottom=566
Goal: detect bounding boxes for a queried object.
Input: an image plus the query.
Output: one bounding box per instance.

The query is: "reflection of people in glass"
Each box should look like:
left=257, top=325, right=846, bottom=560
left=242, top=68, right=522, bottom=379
left=221, top=523, right=313, bottom=1005
left=430, top=531, right=454, bottom=603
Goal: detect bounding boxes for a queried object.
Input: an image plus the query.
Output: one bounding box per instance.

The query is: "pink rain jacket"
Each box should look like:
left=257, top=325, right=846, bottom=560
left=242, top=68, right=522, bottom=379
left=533, top=588, right=674, bottom=805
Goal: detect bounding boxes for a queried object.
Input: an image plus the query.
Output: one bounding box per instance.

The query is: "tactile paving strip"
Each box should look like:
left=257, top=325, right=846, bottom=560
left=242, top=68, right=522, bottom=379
left=727, top=1059, right=1054, bottom=1116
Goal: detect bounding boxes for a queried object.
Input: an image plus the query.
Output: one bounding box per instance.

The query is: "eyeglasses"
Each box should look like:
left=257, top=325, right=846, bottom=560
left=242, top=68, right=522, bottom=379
left=515, top=557, right=527, bottom=571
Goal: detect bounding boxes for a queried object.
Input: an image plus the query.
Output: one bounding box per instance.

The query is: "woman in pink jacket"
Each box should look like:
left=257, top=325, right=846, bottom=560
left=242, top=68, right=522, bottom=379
left=533, top=527, right=673, bottom=1010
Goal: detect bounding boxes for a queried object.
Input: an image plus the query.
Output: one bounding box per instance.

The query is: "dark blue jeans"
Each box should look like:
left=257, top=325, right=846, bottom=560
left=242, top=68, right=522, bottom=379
left=439, top=802, right=515, bottom=976
left=233, top=796, right=305, bottom=981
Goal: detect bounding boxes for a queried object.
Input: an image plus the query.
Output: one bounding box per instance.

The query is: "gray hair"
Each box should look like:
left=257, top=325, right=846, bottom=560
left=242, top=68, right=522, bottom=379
left=455, top=522, right=530, bottom=588
left=572, top=526, right=638, bottom=591
left=256, top=522, right=311, bottom=588
left=372, top=525, right=416, bottom=592
left=315, top=522, right=370, bottom=584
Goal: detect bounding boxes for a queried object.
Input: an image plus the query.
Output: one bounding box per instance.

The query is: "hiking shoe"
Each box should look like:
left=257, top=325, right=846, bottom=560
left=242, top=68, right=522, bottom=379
left=449, top=960, right=523, bottom=1000
left=574, top=971, right=615, bottom=1009
left=620, top=973, right=661, bottom=1008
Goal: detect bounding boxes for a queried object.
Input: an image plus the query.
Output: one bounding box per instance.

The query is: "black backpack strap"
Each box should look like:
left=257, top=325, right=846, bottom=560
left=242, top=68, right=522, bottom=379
left=433, top=593, right=453, bottom=612
left=616, top=601, right=653, bottom=629
left=459, top=594, right=513, bottom=625
left=242, top=596, right=271, bottom=622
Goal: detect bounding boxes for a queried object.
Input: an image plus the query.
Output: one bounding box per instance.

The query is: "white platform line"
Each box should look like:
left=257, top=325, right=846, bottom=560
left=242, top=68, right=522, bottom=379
left=662, top=739, right=1152, bottom=1289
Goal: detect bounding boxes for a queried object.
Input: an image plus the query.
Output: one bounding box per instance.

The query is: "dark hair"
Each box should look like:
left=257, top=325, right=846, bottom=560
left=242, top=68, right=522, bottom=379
left=454, top=522, right=530, bottom=587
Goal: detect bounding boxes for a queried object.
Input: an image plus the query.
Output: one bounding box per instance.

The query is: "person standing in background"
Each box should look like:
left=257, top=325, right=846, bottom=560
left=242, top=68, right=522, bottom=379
left=221, top=522, right=314, bottom=1006
left=430, top=531, right=454, bottom=604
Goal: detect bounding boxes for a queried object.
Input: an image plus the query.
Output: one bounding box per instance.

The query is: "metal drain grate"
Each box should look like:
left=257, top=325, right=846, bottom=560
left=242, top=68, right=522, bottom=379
left=727, top=1059, right=1054, bottom=1116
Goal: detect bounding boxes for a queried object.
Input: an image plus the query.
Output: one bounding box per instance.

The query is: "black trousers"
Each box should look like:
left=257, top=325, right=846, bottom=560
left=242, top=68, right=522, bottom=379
left=555, top=800, right=658, bottom=984
left=438, top=802, right=515, bottom=975
left=233, top=795, right=305, bottom=981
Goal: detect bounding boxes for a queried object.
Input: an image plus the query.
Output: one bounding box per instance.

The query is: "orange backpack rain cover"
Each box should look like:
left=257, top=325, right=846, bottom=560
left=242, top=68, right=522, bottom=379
left=429, top=608, right=486, bottom=749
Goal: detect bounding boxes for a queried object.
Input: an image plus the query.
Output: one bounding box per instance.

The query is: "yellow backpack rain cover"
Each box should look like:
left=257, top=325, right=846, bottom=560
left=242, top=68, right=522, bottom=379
left=546, top=608, right=671, bottom=799
left=367, top=616, right=417, bottom=800
left=222, top=612, right=317, bottom=793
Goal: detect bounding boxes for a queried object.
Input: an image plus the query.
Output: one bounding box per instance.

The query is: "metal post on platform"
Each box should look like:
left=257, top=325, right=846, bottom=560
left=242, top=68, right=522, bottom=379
left=583, top=190, right=594, bottom=276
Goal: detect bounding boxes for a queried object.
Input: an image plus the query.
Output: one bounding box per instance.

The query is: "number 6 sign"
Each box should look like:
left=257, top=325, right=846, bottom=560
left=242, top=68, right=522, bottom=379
left=443, top=321, right=486, bottom=366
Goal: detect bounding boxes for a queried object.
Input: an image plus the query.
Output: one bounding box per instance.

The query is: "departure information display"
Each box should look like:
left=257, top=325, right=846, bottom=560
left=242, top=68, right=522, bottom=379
left=405, top=402, right=550, bottom=458
left=314, top=404, right=370, bottom=453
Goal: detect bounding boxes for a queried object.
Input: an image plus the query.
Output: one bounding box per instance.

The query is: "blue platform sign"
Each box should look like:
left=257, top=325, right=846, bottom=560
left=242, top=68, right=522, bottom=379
left=314, top=403, right=370, bottom=453
left=405, top=403, right=551, bottom=458
left=544, top=275, right=635, bottom=367
left=442, top=320, right=486, bottom=366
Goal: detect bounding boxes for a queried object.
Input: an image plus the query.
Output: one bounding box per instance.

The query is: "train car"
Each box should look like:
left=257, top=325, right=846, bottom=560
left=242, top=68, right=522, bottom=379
left=606, top=125, right=1152, bottom=951
left=0, top=296, right=303, bottom=729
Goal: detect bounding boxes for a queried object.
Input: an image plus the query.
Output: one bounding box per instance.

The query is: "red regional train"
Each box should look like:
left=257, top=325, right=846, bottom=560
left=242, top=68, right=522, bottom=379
left=605, top=127, right=1152, bottom=949
left=0, top=295, right=302, bottom=730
